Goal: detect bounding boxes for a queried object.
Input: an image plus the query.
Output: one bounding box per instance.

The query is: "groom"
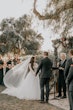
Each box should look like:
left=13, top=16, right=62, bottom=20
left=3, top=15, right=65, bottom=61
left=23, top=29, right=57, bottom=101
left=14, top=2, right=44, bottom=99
left=36, top=51, right=53, bottom=103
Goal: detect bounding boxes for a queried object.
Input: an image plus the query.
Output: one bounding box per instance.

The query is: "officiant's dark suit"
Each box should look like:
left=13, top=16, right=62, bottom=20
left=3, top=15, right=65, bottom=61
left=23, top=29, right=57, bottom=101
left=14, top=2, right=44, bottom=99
left=36, top=52, right=53, bottom=103
left=64, top=57, right=73, bottom=110
left=57, top=59, right=67, bottom=97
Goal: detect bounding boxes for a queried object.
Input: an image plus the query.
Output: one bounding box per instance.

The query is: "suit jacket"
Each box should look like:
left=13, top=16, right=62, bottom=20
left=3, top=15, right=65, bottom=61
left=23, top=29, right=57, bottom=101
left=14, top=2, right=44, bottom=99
left=36, top=57, right=53, bottom=78
left=59, top=59, right=67, bottom=78
left=64, top=58, right=73, bottom=91
left=59, top=59, right=67, bottom=69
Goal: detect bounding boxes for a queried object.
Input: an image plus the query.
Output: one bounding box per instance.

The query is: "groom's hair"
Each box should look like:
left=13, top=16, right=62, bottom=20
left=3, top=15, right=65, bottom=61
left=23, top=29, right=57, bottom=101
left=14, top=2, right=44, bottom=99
left=44, top=51, right=48, bottom=56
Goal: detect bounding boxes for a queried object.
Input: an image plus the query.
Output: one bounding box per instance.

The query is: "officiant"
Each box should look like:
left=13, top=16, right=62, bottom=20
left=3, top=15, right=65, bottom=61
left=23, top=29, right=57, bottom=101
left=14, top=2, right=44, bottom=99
left=57, top=53, right=67, bottom=98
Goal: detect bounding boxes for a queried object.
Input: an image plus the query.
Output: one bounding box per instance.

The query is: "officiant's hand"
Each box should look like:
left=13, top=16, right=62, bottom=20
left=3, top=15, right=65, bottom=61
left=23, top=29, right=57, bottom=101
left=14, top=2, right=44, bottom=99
left=59, top=67, right=64, bottom=70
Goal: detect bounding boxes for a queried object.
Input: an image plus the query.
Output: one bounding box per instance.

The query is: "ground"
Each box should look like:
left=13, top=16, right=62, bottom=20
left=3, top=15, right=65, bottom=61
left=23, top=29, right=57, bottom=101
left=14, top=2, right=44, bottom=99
left=49, top=95, right=69, bottom=110
left=0, top=85, right=63, bottom=110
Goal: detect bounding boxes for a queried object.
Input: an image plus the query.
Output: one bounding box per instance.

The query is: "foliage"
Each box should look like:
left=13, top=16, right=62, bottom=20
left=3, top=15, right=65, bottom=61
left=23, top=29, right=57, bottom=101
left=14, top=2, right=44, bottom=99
left=33, top=0, right=73, bottom=54
left=33, top=0, right=73, bottom=39
left=0, top=15, right=43, bottom=55
left=52, top=37, right=73, bottom=53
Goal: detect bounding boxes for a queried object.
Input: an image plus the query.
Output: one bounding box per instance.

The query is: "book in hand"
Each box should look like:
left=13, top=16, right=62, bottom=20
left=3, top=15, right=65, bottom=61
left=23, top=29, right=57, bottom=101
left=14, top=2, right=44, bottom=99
left=52, top=67, right=59, bottom=70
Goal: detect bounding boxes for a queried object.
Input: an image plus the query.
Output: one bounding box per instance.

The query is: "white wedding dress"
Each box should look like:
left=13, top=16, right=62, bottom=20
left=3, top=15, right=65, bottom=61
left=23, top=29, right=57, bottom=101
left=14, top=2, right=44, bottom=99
left=2, top=56, right=40, bottom=100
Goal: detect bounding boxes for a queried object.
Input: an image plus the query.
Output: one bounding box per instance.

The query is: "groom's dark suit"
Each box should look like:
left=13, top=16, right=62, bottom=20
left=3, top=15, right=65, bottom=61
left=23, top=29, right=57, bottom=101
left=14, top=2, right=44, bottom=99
left=36, top=57, right=53, bottom=102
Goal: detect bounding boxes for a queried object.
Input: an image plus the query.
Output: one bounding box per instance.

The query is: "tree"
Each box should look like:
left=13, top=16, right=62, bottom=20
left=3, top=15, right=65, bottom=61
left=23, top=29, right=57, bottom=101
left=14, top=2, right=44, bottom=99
left=52, top=37, right=73, bottom=54
left=0, top=15, right=43, bottom=55
left=0, top=18, right=24, bottom=54
left=33, top=0, right=73, bottom=38
left=33, top=0, right=73, bottom=20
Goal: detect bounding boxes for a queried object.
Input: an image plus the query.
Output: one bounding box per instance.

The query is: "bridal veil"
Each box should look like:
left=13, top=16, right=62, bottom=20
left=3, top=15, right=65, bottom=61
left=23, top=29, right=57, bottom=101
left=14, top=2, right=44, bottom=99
left=3, top=56, right=32, bottom=88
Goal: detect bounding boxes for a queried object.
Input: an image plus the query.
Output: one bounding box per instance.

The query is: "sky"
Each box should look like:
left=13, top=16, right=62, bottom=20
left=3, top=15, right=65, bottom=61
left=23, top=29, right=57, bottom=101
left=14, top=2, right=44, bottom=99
left=0, top=0, right=59, bottom=51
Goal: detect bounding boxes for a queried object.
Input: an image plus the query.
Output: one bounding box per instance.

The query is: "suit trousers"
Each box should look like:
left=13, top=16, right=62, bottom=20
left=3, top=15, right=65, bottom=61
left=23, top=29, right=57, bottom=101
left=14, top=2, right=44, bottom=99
left=68, top=83, right=73, bottom=110
left=40, top=78, right=49, bottom=101
left=67, top=83, right=73, bottom=110
left=68, top=90, right=73, bottom=110
left=58, top=72, right=66, bottom=96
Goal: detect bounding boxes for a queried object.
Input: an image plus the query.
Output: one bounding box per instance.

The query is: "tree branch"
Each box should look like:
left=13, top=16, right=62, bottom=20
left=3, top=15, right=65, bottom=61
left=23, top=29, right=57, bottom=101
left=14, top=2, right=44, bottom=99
left=33, top=0, right=73, bottom=20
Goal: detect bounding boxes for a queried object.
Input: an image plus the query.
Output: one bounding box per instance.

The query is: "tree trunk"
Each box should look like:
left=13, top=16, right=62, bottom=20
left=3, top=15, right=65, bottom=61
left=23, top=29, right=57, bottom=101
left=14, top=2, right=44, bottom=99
left=33, top=0, right=73, bottom=20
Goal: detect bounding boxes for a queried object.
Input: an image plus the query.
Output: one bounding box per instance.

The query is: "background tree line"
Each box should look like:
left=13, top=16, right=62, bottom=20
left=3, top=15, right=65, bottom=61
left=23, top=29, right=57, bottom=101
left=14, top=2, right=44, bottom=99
left=0, top=14, right=43, bottom=55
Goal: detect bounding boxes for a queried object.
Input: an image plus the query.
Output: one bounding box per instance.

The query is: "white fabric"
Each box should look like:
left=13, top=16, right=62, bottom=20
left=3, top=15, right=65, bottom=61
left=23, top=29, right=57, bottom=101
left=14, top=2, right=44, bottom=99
left=2, top=56, right=40, bottom=100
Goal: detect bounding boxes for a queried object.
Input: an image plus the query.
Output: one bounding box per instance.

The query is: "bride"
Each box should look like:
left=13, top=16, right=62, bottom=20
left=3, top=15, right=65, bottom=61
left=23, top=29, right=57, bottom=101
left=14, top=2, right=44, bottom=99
left=2, top=56, right=40, bottom=100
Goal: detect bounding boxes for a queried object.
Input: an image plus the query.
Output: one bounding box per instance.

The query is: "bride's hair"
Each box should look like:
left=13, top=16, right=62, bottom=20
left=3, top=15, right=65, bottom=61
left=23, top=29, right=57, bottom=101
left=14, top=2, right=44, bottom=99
left=30, top=56, right=35, bottom=70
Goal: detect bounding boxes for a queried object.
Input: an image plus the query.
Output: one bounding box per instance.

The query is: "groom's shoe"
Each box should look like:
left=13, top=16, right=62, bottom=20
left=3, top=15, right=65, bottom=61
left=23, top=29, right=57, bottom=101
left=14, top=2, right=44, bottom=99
left=40, top=100, right=44, bottom=103
left=45, top=100, right=49, bottom=104
left=61, top=95, right=67, bottom=99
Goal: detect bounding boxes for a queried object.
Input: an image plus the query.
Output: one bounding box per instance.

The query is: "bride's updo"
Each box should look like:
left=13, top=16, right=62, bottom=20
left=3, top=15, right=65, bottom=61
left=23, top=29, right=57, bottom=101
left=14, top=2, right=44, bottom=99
left=30, top=56, right=35, bottom=70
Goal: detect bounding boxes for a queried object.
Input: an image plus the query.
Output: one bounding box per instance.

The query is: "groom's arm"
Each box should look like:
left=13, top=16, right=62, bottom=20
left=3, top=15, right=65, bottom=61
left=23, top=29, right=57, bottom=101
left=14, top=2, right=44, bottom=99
left=35, top=60, right=43, bottom=76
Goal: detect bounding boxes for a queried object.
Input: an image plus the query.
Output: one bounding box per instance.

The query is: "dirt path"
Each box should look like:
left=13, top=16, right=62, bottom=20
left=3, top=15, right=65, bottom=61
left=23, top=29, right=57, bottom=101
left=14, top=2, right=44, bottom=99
left=0, top=86, right=63, bottom=110
left=49, top=94, right=69, bottom=110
